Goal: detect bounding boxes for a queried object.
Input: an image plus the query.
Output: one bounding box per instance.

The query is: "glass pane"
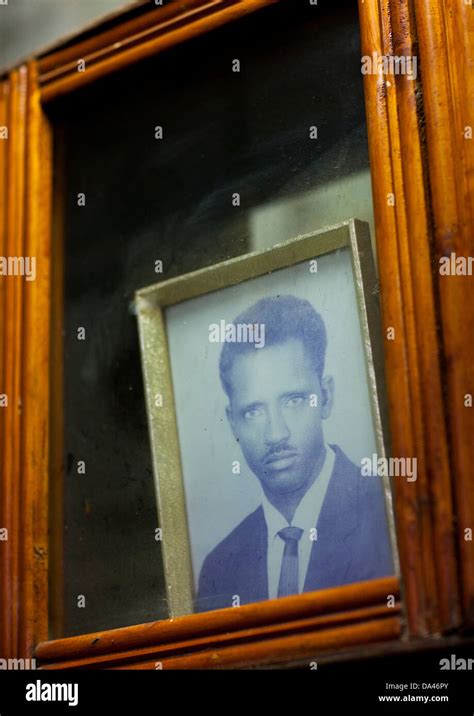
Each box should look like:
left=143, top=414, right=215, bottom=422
left=49, top=0, right=394, bottom=637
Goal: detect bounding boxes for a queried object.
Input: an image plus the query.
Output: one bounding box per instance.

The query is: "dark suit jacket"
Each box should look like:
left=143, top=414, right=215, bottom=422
left=196, top=445, right=394, bottom=612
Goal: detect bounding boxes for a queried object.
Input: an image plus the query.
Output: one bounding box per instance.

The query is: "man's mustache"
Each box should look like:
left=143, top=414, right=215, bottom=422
left=263, top=443, right=297, bottom=461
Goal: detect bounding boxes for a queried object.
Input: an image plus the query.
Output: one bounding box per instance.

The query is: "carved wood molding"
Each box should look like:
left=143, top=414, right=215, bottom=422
left=414, top=0, right=474, bottom=627
left=36, top=578, right=401, bottom=669
left=0, top=63, right=53, bottom=660
left=38, top=0, right=279, bottom=103
left=359, top=0, right=465, bottom=635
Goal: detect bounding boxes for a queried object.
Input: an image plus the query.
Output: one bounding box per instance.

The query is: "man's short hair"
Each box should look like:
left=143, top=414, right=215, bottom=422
left=219, top=294, right=327, bottom=399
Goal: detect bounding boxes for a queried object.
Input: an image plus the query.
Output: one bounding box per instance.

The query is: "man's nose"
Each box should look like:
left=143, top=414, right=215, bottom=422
left=264, top=408, right=290, bottom=445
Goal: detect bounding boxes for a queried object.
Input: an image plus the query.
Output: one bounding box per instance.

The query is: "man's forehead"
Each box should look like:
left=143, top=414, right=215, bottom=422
left=227, top=339, right=320, bottom=393
left=231, top=337, right=308, bottom=366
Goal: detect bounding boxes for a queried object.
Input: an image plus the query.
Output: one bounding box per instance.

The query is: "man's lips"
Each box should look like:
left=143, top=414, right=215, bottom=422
left=264, top=450, right=298, bottom=466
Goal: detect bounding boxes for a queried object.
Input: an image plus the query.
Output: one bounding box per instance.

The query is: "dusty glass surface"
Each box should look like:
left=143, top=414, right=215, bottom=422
left=49, top=0, right=378, bottom=637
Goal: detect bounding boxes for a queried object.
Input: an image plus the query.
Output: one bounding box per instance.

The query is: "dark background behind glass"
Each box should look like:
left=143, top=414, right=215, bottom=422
left=49, top=0, right=373, bottom=637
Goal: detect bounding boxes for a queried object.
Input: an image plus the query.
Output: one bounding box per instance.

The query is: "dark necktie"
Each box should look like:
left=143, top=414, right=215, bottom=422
left=277, top=526, right=304, bottom=598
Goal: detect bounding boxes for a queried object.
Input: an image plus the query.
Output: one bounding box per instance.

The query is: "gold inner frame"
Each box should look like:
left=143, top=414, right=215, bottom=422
left=135, top=218, right=399, bottom=617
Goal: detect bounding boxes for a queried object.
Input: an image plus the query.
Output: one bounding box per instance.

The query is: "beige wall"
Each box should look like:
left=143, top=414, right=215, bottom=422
left=0, top=0, right=132, bottom=71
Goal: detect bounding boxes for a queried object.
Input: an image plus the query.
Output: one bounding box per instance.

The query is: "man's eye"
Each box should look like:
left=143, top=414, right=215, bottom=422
left=243, top=408, right=262, bottom=420
left=285, top=395, right=304, bottom=407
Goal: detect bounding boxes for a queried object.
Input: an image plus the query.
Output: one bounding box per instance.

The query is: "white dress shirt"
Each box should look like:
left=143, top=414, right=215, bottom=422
left=261, top=444, right=336, bottom=599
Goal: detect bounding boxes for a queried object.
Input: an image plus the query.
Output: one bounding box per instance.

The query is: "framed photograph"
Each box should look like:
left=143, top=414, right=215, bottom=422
left=135, top=219, right=398, bottom=617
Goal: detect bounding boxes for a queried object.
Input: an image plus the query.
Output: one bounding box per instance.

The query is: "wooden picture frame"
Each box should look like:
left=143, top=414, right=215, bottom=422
left=0, top=0, right=472, bottom=669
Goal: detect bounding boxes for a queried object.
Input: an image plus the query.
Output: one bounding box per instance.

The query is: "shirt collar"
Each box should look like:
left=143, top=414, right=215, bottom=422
left=261, top=443, right=336, bottom=542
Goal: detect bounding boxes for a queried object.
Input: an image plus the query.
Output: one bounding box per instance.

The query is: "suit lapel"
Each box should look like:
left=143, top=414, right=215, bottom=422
left=303, top=446, right=359, bottom=591
left=238, top=506, right=269, bottom=603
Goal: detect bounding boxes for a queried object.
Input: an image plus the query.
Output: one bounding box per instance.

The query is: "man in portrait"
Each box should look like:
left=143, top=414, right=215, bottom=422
left=196, top=294, right=394, bottom=611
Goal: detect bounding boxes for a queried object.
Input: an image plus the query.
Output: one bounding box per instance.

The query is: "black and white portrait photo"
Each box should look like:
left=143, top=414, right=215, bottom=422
left=160, top=238, right=396, bottom=613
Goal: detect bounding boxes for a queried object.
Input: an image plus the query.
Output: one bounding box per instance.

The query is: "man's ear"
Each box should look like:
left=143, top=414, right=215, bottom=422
left=320, top=375, right=335, bottom=419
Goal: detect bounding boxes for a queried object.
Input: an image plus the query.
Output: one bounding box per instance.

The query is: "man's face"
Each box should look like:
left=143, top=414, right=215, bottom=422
left=226, top=338, right=334, bottom=495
